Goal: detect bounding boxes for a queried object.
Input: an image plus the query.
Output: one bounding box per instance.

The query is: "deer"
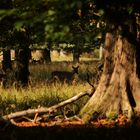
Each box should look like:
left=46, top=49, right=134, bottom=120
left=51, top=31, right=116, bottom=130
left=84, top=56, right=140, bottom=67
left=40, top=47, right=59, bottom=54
left=51, top=66, right=79, bottom=84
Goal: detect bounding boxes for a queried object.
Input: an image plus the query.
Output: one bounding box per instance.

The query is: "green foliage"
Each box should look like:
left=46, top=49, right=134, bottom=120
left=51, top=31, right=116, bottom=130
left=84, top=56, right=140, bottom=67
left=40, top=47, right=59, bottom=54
left=1, top=0, right=139, bottom=55
left=94, top=0, right=140, bottom=24
left=14, top=21, right=24, bottom=30
left=107, top=112, right=118, bottom=120
left=0, top=9, right=15, bottom=20
left=0, top=0, right=106, bottom=51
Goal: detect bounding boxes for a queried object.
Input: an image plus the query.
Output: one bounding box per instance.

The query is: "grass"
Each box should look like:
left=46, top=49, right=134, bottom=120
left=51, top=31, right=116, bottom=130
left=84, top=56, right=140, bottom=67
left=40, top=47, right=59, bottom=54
left=0, top=83, right=89, bottom=116
left=0, top=54, right=101, bottom=117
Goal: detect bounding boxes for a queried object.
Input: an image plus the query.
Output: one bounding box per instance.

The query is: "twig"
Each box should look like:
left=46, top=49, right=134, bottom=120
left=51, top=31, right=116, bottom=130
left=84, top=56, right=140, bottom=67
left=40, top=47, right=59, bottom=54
left=33, top=113, right=39, bottom=123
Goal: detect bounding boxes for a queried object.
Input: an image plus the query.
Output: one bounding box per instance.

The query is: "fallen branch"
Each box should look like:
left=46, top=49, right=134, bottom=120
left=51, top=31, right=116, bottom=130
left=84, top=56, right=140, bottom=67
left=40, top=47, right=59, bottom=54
left=2, top=88, right=94, bottom=121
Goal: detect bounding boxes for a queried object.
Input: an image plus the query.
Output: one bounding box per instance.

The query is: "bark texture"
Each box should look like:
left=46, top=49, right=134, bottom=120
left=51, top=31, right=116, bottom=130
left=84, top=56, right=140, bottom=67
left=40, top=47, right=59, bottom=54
left=79, top=30, right=140, bottom=122
left=73, top=48, right=80, bottom=63
left=15, top=48, right=30, bottom=87
left=15, top=28, right=30, bottom=87
left=2, top=49, right=12, bottom=87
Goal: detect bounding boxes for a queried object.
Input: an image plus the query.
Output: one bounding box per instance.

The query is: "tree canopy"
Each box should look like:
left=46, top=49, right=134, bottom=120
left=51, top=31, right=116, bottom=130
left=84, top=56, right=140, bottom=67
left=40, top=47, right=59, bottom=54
left=0, top=0, right=106, bottom=50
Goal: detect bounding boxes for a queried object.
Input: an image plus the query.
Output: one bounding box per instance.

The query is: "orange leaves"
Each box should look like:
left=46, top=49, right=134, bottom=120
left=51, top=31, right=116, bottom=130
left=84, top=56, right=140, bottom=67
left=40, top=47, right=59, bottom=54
left=13, top=114, right=130, bottom=128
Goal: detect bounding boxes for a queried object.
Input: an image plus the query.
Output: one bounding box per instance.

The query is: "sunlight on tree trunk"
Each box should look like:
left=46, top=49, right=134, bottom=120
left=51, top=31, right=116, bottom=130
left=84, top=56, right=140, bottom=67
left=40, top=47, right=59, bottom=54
left=79, top=29, right=140, bottom=123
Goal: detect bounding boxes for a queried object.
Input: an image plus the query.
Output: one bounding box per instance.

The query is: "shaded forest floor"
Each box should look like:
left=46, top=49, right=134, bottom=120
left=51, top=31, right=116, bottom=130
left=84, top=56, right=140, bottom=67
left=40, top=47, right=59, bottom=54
left=1, top=115, right=140, bottom=140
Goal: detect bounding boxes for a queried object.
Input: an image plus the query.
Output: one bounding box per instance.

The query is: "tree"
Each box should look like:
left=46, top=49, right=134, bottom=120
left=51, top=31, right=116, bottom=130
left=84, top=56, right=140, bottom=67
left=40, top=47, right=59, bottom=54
left=64, top=0, right=103, bottom=63
left=0, top=0, right=14, bottom=87
left=14, top=28, right=30, bottom=87
left=43, top=42, right=51, bottom=63
left=44, top=0, right=103, bottom=63
left=79, top=0, right=140, bottom=123
left=0, top=0, right=48, bottom=87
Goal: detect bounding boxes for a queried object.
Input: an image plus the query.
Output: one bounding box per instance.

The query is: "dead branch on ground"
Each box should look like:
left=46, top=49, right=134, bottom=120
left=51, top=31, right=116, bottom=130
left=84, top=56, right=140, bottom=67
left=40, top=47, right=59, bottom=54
left=2, top=89, right=94, bottom=122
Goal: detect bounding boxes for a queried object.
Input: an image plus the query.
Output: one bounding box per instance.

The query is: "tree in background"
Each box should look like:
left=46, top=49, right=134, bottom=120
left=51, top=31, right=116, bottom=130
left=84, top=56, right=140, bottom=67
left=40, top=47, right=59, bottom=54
left=0, top=0, right=105, bottom=87
left=0, top=0, right=14, bottom=87
left=0, top=0, right=48, bottom=87
left=44, top=0, right=104, bottom=63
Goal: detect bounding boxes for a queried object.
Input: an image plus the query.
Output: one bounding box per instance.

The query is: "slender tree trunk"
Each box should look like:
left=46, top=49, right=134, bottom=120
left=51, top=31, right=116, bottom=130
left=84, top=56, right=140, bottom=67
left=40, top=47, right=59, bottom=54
left=28, top=48, right=32, bottom=62
left=2, top=49, right=12, bottom=87
left=2, top=49, right=12, bottom=72
left=73, top=47, right=80, bottom=63
left=46, top=42, right=51, bottom=63
left=73, top=52, right=80, bottom=63
left=79, top=22, right=140, bottom=123
left=43, top=43, right=51, bottom=63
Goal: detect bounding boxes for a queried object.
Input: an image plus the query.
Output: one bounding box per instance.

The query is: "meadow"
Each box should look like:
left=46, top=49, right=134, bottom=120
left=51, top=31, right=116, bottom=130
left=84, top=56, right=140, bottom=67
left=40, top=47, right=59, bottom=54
left=1, top=53, right=138, bottom=140
left=0, top=51, right=101, bottom=117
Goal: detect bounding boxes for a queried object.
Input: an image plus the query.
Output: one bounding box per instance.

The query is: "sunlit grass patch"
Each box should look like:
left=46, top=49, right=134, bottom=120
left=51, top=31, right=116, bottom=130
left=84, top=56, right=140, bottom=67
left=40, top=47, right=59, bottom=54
left=0, top=60, right=100, bottom=116
left=0, top=82, right=91, bottom=116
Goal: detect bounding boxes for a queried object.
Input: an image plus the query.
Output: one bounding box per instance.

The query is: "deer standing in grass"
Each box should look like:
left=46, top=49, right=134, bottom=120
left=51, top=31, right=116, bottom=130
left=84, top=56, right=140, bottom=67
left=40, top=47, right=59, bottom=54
left=51, top=66, right=79, bottom=84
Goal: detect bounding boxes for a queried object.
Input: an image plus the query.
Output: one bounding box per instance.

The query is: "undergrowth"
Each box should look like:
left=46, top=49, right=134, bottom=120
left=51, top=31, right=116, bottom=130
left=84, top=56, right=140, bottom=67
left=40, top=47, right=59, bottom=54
left=0, top=61, right=99, bottom=117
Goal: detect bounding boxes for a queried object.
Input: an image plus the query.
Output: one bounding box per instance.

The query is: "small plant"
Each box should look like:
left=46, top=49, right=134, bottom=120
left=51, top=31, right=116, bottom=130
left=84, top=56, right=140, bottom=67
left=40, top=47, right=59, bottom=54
left=107, top=112, right=118, bottom=120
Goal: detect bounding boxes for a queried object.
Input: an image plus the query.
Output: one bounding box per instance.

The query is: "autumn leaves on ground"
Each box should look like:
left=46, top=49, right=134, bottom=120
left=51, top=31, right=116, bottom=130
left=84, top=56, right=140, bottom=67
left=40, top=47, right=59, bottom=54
left=1, top=113, right=140, bottom=140
left=1, top=61, right=140, bottom=140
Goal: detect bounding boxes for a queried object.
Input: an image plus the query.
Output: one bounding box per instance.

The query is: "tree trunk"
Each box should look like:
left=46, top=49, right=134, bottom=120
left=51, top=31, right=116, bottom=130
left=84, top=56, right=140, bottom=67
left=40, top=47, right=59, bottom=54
left=2, top=49, right=12, bottom=87
left=42, top=48, right=51, bottom=63
left=79, top=24, right=140, bottom=123
left=73, top=48, right=80, bottom=63
left=45, top=42, right=51, bottom=63
left=15, top=48, right=30, bottom=87
left=15, top=29, right=30, bottom=88
left=2, top=49, right=12, bottom=72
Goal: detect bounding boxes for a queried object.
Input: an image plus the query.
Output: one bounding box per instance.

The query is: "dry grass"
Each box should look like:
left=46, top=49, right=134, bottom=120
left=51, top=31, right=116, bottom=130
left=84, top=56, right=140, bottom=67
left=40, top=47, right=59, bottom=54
left=0, top=53, right=101, bottom=116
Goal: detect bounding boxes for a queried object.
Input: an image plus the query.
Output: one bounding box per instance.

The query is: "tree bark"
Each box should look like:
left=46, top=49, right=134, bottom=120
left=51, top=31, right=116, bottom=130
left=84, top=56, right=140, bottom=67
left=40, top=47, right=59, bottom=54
left=15, top=28, right=30, bottom=87
left=45, top=42, right=51, bottom=63
left=1, top=49, right=12, bottom=87
left=15, top=48, right=30, bottom=87
left=2, top=49, right=12, bottom=72
left=42, top=48, right=51, bottom=63
left=73, top=47, right=80, bottom=63
left=79, top=24, right=140, bottom=123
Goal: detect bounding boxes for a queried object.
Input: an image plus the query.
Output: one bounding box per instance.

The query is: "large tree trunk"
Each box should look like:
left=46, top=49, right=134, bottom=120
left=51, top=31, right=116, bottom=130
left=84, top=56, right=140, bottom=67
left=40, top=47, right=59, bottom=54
left=15, top=28, right=30, bottom=88
left=15, top=48, right=30, bottom=87
left=79, top=23, right=140, bottom=123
